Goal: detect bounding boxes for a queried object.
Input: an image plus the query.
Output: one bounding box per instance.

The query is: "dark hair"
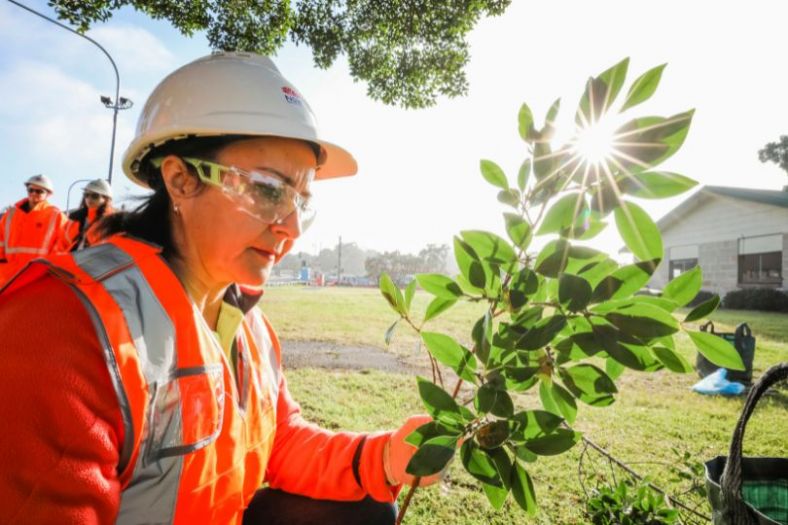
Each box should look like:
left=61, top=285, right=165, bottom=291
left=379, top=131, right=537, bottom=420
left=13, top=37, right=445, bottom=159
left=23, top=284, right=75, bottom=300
left=96, top=135, right=245, bottom=259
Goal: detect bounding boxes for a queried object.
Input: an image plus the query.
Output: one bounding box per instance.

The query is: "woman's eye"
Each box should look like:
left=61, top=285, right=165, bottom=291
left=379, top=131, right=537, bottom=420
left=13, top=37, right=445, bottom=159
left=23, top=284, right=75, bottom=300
left=255, top=183, right=284, bottom=203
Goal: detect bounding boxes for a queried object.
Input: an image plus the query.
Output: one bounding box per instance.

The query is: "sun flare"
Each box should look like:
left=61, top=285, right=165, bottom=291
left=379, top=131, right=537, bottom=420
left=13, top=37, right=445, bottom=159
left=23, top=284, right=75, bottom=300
left=572, top=117, right=619, bottom=167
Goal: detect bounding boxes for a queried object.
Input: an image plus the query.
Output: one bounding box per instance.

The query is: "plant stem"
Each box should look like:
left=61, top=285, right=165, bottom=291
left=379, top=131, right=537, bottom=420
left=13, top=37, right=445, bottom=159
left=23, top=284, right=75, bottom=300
left=395, top=477, right=421, bottom=525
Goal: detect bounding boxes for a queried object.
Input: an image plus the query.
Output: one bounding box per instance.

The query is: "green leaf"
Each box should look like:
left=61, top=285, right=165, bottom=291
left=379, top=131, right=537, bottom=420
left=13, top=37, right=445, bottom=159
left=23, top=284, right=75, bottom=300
left=558, top=273, right=592, bottom=311
left=511, top=463, right=538, bottom=515
left=517, top=159, right=531, bottom=192
left=474, top=383, right=497, bottom=414
left=416, top=273, right=463, bottom=299
left=509, top=268, right=538, bottom=311
left=662, top=266, right=702, bottom=307
left=688, top=331, right=745, bottom=370
left=525, top=428, right=581, bottom=456
left=592, top=323, right=660, bottom=371
left=379, top=273, right=406, bottom=316
left=509, top=410, right=564, bottom=441
left=605, top=358, right=625, bottom=380
left=615, top=201, right=663, bottom=262
left=422, top=332, right=477, bottom=383
left=491, top=390, right=514, bottom=418
left=461, top=230, right=517, bottom=266
left=614, top=110, right=694, bottom=172
left=591, top=260, right=656, bottom=303
left=621, top=63, right=666, bottom=112
left=424, top=296, right=458, bottom=322
left=405, top=435, right=458, bottom=476
left=597, top=57, right=629, bottom=113
left=652, top=346, right=693, bottom=373
left=542, top=97, right=561, bottom=140
left=518, top=102, right=535, bottom=142
left=498, top=188, right=521, bottom=208
left=684, top=294, right=720, bottom=322
left=461, top=440, right=502, bottom=486
left=540, top=380, right=578, bottom=424
left=537, top=193, right=589, bottom=236
left=416, top=377, right=464, bottom=426
left=535, top=239, right=571, bottom=278
left=559, top=364, right=617, bottom=406
left=532, top=142, right=555, bottom=180
left=454, top=237, right=487, bottom=290
left=384, top=320, right=398, bottom=346
left=404, top=280, right=417, bottom=311
left=504, top=213, right=532, bottom=250
left=473, top=313, right=493, bottom=366
left=482, top=481, right=509, bottom=510
left=621, top=171, right=698, bottom=199
left=605, top=303, right=679, bottom=340
left=518, top=315, right=567, bottom=350
left=480, top=159, right=508, bottom=190
left=406, top=421, right=462, bottom=447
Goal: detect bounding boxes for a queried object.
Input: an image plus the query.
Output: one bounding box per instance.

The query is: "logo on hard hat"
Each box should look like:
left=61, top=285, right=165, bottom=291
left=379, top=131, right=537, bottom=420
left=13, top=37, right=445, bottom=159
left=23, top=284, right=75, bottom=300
left=281, top=86, right=303, bottom=106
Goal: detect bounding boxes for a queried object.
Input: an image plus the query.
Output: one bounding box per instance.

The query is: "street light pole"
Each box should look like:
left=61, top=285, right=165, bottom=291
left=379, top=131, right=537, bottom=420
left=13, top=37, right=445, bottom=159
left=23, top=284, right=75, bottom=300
left=66, top=178, right=93, bottom=212
left=7, top=0, right=132, bottom=185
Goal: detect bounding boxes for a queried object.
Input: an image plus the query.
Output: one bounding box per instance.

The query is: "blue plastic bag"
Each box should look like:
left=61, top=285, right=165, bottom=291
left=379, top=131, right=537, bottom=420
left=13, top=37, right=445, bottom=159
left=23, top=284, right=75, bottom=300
left=692, top=368, right=746, bottom=396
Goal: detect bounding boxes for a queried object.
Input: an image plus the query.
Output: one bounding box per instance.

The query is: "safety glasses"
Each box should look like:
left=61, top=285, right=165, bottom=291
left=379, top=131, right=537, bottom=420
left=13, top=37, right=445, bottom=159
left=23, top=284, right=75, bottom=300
left=152, top=156, right=316, bottom=231
left=84, top=191, right=102, bottom=201
left=27, top=187, right=46, bottom=196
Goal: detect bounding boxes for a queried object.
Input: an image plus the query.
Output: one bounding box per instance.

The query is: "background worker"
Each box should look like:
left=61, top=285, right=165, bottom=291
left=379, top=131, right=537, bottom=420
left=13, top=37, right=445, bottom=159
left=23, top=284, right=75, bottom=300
left=58, top=178, right=114, bottom=252
left=0, top=174, right=67, bottom=283
left=0, top=53, right=439, bottom=525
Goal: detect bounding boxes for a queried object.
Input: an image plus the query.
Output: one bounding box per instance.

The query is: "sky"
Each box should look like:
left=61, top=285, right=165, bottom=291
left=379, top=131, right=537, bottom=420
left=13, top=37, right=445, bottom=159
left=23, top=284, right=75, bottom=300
left=1, top=0, right=787, bottom=258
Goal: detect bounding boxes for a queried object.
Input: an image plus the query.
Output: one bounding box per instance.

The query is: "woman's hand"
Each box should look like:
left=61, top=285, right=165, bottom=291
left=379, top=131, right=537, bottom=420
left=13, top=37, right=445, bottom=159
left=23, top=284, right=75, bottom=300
left=383, top=415, right=446, bottom=487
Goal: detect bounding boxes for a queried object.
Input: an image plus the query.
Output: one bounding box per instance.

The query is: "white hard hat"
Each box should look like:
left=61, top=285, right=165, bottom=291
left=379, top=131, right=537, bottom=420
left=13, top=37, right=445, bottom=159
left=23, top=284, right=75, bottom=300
left=25, top=174, right=54, bottom=193
left=84, top=178, right=113, bottom=199
left=122, top=52, right=357, bottom=188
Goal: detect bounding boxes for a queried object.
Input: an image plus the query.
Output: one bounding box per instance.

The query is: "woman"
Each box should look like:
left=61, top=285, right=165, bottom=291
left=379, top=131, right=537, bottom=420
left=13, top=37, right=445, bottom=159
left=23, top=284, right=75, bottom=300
left=58, top=178, right=114, bottom=252
left=0, top=53, right=438, bottom=524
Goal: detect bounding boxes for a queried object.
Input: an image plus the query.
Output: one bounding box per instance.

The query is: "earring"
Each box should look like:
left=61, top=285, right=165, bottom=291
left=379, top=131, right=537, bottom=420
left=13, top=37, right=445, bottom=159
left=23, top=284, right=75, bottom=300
left=173, top=204, right=180, bottom=215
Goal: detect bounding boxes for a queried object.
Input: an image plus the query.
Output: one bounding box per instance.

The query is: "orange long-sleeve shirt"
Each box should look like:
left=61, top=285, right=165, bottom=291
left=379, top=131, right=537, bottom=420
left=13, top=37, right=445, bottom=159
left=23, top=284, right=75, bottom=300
left=0, top=274, right=398, bottom=523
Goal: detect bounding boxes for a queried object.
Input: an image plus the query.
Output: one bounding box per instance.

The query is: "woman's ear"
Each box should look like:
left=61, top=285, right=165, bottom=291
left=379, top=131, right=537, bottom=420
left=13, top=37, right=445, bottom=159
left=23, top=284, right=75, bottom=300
left=160, top=156, right=201, bottom=202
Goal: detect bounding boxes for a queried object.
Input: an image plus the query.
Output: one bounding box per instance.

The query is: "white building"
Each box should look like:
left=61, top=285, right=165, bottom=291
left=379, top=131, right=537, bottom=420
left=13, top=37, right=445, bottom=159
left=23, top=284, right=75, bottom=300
left=649, top=186, right=788, bottom=295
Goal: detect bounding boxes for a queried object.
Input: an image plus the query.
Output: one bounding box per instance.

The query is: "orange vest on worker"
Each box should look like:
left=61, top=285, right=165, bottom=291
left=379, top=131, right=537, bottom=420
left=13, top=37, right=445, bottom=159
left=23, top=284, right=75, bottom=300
left=2, top=235, right=279, bottom=524
left=0, top=198, right=66, bottom=276
left=58, top=205, right=114, bottom=252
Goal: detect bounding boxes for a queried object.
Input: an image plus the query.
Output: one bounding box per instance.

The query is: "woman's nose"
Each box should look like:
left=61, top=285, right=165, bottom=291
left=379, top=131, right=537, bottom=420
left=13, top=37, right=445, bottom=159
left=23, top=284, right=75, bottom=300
left=269, top=209, right=301, bottom=240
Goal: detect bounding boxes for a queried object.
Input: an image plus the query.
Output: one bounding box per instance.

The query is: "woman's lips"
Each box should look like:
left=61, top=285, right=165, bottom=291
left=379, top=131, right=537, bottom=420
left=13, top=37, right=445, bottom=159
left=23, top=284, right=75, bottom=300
left=250, top=247, right=276, bottom=260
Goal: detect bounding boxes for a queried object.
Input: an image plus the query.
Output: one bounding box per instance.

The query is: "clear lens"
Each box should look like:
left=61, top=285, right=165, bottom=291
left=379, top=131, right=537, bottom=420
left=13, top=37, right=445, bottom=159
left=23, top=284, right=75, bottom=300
left=153, top=157, right=315, bottom=231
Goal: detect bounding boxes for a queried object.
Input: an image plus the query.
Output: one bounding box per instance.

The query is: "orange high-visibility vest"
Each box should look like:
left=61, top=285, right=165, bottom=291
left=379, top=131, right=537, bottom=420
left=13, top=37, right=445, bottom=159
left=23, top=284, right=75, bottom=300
left=3, top=235, right=280, bottom=524
left=58, top=205, right=115, bottom=252
left=0, top=199, right=66, bottom=281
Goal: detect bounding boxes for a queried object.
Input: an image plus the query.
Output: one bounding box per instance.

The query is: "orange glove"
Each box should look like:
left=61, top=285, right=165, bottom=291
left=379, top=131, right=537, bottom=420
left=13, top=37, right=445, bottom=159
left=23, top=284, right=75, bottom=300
left=383, top=415, right=447, bottom=487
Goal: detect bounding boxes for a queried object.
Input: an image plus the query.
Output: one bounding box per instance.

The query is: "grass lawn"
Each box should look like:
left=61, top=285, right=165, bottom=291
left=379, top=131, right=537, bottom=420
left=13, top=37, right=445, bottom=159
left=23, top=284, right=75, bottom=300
left=261, top=287, right=788, bottom=524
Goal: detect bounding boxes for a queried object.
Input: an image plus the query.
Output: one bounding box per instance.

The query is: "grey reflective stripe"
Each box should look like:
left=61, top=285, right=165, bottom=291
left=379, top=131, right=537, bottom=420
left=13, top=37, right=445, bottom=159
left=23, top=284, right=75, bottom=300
left=4, top=207, right=13, bottom=245
left=5, top=246, right=50, bottom=255
left=67, top=283, right=136, bottom=473
left=39, top=211, right=59, bottom=252
left=74, top=243, right=135, bottom=282
left=246, top=311, right=281, bottom=402
left=72, top=244, right=182, bottom=524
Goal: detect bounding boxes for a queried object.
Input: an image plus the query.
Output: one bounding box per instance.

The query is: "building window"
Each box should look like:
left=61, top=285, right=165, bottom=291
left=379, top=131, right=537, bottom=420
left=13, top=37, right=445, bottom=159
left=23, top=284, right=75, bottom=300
left=738, top=234, right=783, bottom=285
left=669, top=258, right=698, bottom=279
left=738, top=251, right=782, bottom=285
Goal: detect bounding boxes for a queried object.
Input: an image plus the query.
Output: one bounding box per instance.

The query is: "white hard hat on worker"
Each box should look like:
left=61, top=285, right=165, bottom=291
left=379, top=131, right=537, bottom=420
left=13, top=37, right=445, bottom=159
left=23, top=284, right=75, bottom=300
left=122, top=52, right=357, bottom=187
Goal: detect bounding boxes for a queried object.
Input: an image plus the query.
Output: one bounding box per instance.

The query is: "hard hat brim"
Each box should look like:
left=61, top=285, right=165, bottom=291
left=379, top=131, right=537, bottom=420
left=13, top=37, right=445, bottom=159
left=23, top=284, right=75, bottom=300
left=123, top=131, right=358, bottom=188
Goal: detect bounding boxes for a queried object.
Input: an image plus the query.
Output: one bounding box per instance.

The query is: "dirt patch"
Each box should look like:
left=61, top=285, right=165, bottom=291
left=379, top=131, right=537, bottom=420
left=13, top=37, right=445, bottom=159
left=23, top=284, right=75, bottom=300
left=280, top=339, right=426, bottom=375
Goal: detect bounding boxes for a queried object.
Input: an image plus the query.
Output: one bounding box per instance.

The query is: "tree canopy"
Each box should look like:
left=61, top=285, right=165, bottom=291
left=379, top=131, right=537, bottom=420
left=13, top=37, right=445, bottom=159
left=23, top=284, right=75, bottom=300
left=49, top=0, right=512, bottom=108
left=758, top=135, right=788, bottom=177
